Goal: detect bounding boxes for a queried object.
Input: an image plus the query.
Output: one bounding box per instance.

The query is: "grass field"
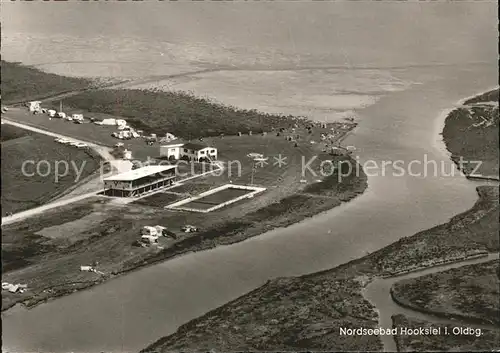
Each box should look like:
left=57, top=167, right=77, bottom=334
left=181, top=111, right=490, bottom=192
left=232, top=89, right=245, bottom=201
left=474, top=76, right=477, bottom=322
left=1, top=151, right=367, bottom=312
left=60, top=88, right=307, bottom=138
left=391, top=260, right=500, bottom=325
left=0, top=124, right=30, bottom=142
left=393, top=314, right=500, bottom=352
left=1, top=61, right=94, bottom=103
left=1, top=125, right=102, bottom=215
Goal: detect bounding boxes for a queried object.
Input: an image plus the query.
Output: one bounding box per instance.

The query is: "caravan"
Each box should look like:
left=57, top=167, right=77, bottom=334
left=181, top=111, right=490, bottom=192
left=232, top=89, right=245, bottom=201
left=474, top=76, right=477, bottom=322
left=72, top=114, right=84, bottom=122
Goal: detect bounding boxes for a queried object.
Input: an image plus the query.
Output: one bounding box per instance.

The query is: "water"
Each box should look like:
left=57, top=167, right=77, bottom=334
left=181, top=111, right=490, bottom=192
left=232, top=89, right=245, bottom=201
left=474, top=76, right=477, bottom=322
left=364, top=253, right=500, bottom=352
left=1, top=2, right=498, bottom=352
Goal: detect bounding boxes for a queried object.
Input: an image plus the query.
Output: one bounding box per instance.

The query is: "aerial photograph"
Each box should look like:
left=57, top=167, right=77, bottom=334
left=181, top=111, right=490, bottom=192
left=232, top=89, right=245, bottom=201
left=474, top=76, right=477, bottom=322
left=1, top=1, right=498, bottom=352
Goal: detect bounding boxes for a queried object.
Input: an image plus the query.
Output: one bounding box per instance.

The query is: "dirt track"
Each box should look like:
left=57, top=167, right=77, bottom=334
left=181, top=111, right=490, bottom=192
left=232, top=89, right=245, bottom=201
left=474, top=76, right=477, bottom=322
left=1, top=118, right=115, bottom=225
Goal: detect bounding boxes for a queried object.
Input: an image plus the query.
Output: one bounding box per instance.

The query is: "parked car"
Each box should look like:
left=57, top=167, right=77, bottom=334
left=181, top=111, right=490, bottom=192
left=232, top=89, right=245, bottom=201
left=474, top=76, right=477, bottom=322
left=75, top=142, right=88, bottom=148
left=57, top=139, right=71, bottom=144
left=68, top=141, right=79, bottom=146
left=181, top=225, right=198, bottom=233
left=163, top=229, right=177, bottom=239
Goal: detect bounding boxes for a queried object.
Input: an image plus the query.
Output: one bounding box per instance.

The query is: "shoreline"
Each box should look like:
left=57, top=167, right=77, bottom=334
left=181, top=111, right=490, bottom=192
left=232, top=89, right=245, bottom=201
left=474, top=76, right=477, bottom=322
left=139, top=89, right=499, bottom=352
left=141, top=186, right=499, bottom=352
left=432, top=85, right=499, bottom=160
left=3, top=169, right=367, bottom=313
left=439, top=87, right=499, bottom=179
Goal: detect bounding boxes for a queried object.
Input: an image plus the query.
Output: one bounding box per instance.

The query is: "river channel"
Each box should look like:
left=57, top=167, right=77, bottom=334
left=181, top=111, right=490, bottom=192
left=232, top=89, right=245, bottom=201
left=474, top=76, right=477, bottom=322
left=1, top=2, right=498, bottom=352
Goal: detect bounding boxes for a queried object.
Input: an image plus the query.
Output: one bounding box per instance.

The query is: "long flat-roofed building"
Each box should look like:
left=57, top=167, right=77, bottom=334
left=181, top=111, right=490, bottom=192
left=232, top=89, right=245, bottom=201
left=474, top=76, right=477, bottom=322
left=103, top=165, right=177, bottom=197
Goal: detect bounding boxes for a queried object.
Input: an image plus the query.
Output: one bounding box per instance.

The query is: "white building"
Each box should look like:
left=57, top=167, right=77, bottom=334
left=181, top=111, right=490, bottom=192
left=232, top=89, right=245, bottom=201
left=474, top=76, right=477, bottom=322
left=123, top=149, right=132, bottom=160
left=160, top=142, right=218, bottom=162
left=159, top=143, right=185, bottom=160
left=103, top=165, right=177, bottom=197
left=28, top=101, right=41, bottom=112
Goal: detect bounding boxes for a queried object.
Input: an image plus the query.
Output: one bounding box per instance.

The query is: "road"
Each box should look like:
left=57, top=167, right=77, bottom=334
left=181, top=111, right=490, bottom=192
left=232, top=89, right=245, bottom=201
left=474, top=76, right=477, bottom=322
left=1, top=191, right=101, bottom=226
left=1, top=118, right=116, bottom=226
left=363, top=252, right=500, bottom=352
left=1, top=118, right=225, bottom=224
left=1, top=118, right=113, bottom=160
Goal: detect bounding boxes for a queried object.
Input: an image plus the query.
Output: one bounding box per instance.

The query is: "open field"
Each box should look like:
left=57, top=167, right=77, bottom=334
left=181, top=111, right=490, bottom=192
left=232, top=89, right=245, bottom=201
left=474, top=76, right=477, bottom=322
left=1, top=61, right=312, bottom=139
left=392, top=314, right=500, bottom=352
left=391, top=260, right=500, bottom=325
left=1, top=61, right=94, bottom=104
left=442, top=88, right=499, bottom=177
left=1, top=159, right=366, bottom=311
left=1, top=115, right=365, bottom=312
left=1, top=125, right=102, bottom=215
left=142, top=185, right=499, bottom=352
left=0, top=123, right=30, bottom=142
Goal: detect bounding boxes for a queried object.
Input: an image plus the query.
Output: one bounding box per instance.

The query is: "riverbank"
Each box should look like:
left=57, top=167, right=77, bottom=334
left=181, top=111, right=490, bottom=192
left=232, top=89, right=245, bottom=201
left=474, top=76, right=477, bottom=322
left=142, top=89, right=500, bottom=352
left=1, top=155, right=367, bottom=312
left=441, top=88, right=499, bottom=178
left=1, top=60, right=95, bottom=103
left=1, top=61, right=369, bottom=312
left=142, top=184, right=499, bottom=352
left=1, top=61, right=313, bottom=139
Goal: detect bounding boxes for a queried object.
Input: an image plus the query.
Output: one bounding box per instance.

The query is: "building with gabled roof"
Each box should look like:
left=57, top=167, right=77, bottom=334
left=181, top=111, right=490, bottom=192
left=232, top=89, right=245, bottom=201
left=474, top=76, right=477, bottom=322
left=160, top=142, right=217, bottom=162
